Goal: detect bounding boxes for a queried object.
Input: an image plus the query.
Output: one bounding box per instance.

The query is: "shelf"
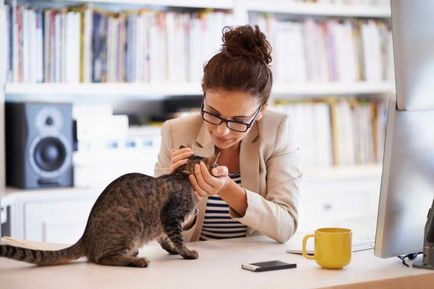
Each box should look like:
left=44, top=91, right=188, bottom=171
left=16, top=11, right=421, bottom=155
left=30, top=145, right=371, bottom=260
left=2, top=186, right=100, bottom=202
left=305, top=164, right=382, bottom=181
left=272, top=82, right=395, bottom=97
left=5, top=82, right=203, bottom=101
left=5, top=81, right=394, bottom=100
left=42, top=0, right=235, bottom=9
left=245, top=0, right=391, bottom=18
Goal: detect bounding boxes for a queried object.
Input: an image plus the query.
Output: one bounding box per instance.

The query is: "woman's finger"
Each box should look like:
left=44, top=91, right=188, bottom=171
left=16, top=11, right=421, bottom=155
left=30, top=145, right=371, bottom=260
left=189, top=174, right=207, bottom=197
left=168, top=159, right=188, bottom=174
left=194, top=164, right=215, bottom=193
left=211, top=166, right=229, bottom=177
left=171, top=150, right=194, bottom=164
left=199, top=162, right=219, bottom=188
left=171, top=147, right=192, bottom=159
left=171, top=147, right=193, bottom=157
left=194, top=191, right=205, bottom=201
left=201, top=162, right=230, bottom=191
left=172, top=147, right=192, bottom=153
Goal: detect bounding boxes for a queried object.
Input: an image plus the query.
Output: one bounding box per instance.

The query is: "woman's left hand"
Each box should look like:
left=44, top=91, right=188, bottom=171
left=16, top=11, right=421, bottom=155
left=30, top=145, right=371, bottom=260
left=188, top=161, right=231, bottom=199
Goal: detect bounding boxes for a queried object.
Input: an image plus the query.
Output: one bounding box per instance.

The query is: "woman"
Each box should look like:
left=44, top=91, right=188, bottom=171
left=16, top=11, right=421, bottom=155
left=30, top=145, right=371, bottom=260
left=154, top=25, right=301, bottom=243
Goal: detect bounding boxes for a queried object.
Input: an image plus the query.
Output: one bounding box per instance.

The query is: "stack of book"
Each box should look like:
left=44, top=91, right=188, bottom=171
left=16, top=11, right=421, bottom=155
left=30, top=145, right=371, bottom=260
left=4, top=4, right=233, bottom=83
left=272, top=97, right=387, bottom=168
left=252, top=15, right=394, bottom=83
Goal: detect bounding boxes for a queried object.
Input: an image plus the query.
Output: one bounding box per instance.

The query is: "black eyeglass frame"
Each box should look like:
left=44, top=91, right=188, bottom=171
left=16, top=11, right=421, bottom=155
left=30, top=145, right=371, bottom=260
left=200, top=103, right=262, bottom=132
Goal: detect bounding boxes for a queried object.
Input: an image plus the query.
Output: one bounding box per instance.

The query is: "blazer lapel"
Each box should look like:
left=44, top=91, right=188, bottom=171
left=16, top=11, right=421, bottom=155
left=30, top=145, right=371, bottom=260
left=240, top=122, right=260, bottom=194
left=192, top=122, right=215, bottom=158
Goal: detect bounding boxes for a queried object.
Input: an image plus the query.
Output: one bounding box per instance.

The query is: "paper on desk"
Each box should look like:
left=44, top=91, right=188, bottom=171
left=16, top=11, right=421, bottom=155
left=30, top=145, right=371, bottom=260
left=286, top=230, right=375, bottom=255
left=1, top=236, right=70, bottom=251
left=1, top=236, right=39, bottom=249
left=286, top=231, right=314, bottom=255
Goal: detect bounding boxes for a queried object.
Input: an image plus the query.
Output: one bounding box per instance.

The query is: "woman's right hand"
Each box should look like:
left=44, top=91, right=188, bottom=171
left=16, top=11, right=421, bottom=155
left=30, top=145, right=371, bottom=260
left=168, top=146, right=194, bottom=174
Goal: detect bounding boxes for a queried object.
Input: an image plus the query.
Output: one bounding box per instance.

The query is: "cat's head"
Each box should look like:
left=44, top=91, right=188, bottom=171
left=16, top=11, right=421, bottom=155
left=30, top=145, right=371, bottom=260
left=175, top=145, right=220, bottom=175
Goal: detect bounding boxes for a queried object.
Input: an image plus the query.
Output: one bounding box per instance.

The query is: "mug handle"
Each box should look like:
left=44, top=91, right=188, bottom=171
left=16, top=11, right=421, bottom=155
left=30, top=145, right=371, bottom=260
left=302, top=234, right=316, bottom=260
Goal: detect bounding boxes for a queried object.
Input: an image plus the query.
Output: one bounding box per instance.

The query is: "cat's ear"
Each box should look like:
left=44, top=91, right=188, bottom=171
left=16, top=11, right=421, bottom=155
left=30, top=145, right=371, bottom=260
left=179, top=165, right=192, bottom=175
left=174, top=161, right=192, bottom=175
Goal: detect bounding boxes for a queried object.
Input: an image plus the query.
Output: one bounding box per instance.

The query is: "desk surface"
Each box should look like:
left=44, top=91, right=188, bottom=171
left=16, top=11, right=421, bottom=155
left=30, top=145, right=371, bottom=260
left=1, top=236, right=434, bottom=289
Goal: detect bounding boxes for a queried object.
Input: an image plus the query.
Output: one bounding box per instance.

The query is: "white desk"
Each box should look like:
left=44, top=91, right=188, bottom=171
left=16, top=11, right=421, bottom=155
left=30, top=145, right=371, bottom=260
left=1, top=236, right=433, bottom=289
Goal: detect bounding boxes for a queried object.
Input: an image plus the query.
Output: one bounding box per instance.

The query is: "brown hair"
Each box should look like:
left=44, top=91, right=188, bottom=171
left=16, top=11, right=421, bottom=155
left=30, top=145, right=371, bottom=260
left=201, top=25, right=273, bottom=106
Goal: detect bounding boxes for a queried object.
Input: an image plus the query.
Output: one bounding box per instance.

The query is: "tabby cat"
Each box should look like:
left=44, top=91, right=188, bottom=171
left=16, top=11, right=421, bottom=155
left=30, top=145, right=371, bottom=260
left=0, top=149, right=216, bottom=267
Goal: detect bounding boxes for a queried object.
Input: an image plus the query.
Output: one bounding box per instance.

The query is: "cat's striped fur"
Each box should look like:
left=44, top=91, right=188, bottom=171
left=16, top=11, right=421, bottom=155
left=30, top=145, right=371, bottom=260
left=0, top=153, right=215, bottom=267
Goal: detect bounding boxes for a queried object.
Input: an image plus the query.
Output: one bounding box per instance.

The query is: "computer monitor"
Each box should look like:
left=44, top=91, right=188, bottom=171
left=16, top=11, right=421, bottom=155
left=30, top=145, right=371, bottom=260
left=391, top=0, right=434, bottom=111
left=374, top=0, right=434, bottom=258
left=374, top=97, right=434, bottom=258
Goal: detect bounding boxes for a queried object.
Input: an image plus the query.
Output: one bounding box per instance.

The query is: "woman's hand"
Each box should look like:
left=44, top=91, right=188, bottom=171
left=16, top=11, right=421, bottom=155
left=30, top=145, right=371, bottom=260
left=188, top=161, right=231, bottom=199
left=168, top=147, right=194, bottom=174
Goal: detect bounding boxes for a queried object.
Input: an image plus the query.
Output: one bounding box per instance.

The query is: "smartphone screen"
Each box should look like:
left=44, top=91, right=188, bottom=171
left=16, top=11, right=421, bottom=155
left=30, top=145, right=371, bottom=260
left=241, top=260, right=297, bottom=272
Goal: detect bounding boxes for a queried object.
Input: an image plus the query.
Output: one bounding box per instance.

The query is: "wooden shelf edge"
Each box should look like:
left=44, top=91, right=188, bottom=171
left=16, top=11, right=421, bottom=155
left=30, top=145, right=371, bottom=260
left=5, top=82, right=395, bottom=98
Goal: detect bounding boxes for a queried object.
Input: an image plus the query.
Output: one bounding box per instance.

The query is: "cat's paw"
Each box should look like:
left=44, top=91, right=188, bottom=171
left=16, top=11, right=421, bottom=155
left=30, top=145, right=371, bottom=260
left=181, top=249, right=199, bottom=260
left=132, top=257, right=150, bottom=268
left=127, top=258, right=150, bottom=268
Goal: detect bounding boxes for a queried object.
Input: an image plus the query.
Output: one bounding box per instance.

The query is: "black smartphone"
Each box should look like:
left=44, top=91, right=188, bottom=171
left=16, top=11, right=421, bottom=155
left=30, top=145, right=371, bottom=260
left=241, top=260, right=297, bottom=272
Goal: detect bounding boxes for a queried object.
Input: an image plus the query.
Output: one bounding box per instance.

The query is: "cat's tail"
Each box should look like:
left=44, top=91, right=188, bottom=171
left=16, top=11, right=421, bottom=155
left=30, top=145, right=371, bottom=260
left=0, top=239, right=85, bottom=266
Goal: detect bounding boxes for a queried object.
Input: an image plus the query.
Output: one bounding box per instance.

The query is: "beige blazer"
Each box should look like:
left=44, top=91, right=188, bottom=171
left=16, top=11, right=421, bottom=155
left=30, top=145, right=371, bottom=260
left=154, top=110, right=302, bottom=243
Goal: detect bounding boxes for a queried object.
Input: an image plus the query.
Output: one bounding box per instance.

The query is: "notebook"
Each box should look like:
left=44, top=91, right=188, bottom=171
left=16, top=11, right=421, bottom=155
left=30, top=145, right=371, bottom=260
left=286, top=230, right=375, bottom=254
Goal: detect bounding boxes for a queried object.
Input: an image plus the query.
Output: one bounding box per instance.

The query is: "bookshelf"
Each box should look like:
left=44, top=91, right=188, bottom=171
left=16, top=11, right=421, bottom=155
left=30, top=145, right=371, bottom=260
left=0, top=0, right=392, bottom=184
left=0, top=0, right=391, bottom=242
left=0, top=0, right=393, bottom=186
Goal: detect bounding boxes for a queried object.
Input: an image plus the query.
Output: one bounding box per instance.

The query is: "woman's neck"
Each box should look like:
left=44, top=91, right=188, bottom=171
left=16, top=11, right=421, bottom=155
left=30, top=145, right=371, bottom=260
left=215, top=142, right=240, bottom=174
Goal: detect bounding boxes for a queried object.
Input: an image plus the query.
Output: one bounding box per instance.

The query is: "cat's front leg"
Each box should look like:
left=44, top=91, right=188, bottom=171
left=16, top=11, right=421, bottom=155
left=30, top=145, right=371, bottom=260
left=164, top=219, right=198, bottom=259
left=157, top=235, right=179, bottom=255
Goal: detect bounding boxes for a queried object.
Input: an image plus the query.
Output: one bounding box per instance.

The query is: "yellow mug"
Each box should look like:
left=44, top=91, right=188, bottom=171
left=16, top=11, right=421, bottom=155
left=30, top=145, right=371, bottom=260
left=302, top=227, right=352, bottom=269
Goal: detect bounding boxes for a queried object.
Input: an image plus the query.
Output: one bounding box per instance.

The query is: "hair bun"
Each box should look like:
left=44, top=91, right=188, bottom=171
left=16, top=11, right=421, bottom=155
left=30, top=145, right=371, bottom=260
left=221, top=25, right=272, bottom=65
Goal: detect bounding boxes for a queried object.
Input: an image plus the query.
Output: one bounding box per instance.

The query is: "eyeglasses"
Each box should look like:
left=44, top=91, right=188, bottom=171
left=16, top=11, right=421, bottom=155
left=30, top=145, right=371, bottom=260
left=200, top=104, right=261, bottom=132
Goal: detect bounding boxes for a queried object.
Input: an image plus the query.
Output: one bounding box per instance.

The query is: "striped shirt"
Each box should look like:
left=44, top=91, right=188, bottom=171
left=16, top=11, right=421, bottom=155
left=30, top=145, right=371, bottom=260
left=199, top=172, right=247, bottom=241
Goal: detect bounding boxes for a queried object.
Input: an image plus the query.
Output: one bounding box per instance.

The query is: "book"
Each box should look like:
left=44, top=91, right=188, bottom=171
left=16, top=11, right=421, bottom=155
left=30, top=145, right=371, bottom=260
left=273, top=97, right=386, bottom=168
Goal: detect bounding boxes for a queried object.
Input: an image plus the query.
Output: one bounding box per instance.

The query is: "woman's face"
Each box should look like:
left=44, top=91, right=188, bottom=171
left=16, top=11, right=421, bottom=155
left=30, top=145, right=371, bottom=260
left=203, top=88, right=266, bottom=150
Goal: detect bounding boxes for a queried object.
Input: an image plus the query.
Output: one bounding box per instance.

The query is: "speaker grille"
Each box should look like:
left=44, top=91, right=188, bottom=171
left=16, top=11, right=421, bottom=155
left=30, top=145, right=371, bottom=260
left=33, top=137, right=67, bottom=172
left=28, top=133, right=71, bottom=178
